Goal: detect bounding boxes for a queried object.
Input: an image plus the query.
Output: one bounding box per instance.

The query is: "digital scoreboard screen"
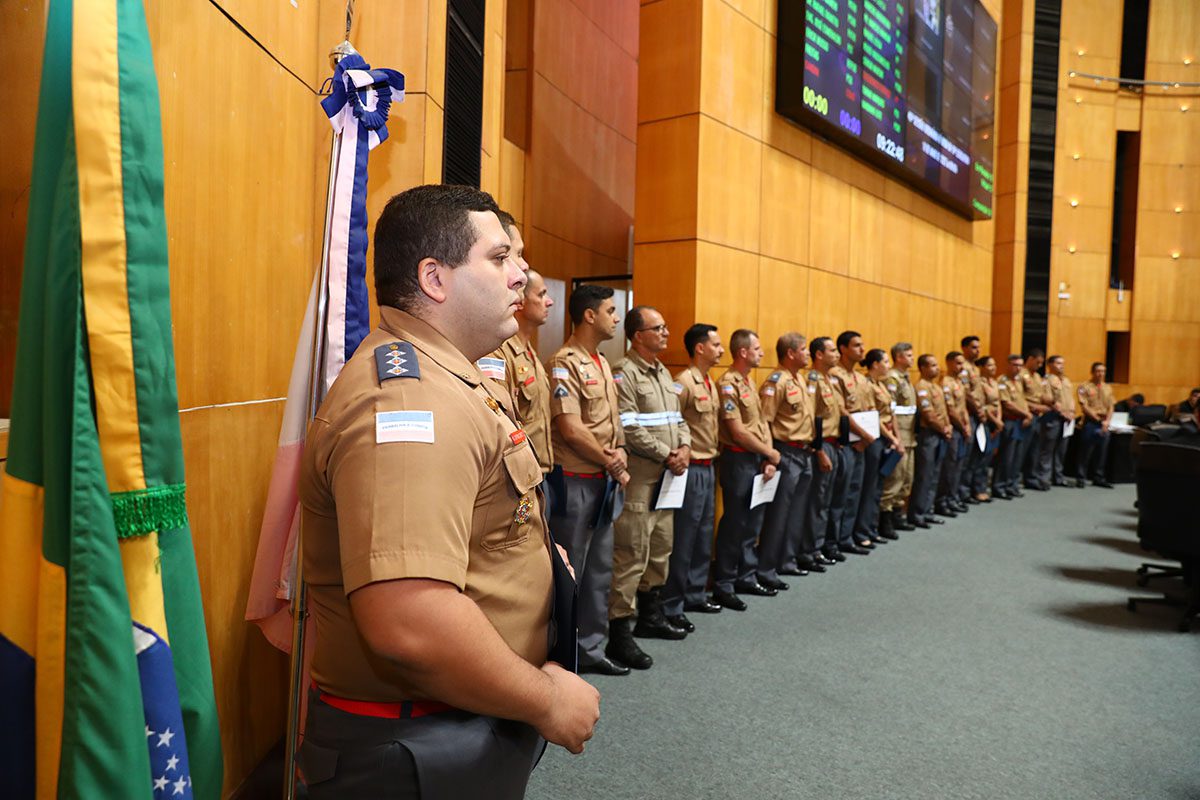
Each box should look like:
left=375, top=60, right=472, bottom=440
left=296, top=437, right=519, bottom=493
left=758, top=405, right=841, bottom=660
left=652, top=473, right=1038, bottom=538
left=777, top=0, right=997, bottom=219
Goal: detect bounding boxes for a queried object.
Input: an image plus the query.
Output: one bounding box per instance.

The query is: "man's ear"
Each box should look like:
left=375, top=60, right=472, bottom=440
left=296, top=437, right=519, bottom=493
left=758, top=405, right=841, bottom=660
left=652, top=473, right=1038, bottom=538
left=583, top=307, right=596, bottom=326
left=416, top=257, right=449, bottom=304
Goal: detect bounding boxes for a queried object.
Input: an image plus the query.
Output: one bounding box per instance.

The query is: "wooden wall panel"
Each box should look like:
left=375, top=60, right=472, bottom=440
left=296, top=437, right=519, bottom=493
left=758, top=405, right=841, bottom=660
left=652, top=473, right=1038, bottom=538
left=633, top=115, right=701, bottom=244
left=700, top=0, right=765, bottom=140
left=638, top=0, right=702, bottom=124
left=696, top=117, right=763, bottom=252
left=759, top=146, right=813, bottom=265
left=757, top=257, right=811, bottom=351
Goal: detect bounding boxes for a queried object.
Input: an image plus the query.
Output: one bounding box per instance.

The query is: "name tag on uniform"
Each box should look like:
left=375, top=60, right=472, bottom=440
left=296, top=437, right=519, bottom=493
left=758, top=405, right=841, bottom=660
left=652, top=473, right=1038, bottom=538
left=476, top=357, right=506, bottom=381
left=376, top=410, right=435, bottom=444
left=552, top=367, right=570, bottom=380
left=673, top=382, right=684, bottom=395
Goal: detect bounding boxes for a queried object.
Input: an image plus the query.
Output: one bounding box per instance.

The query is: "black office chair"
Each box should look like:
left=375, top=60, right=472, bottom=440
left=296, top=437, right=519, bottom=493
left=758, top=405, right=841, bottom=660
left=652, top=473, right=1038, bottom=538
left=1131, top=404, right=1168, bottom=427
left=1126, top=442, right=1200, bottom=632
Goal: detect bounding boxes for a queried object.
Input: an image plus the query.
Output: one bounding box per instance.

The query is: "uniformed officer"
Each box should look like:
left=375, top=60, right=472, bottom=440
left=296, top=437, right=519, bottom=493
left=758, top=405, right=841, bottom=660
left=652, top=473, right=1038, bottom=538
left=969, top=355, right=1004, bottom=501
left=548, top=284, right=630, bottom=676
left=958, top=335, right=985, bottom=504
left=862, top=348, right=905, bottom=541
left=994, top=355, right=1033, bottom=499
left=935, top=351, right=971, bottom=517
left=1075, top=361, right=1116, bottom=488
left=1043, top=355, right=1078, bottom=487
left=299, top=185, right=598, bottom=799
left=757, top=333, right=823, bottom=586
left=830, top=331, right=878, bottom=554
left=482, top=253, right=555, bottom=487
left=803, top=337, right=848, bottom=565
left=909, top=354, right=952, bottom=528
left=712, top=329, right=781, bottom=610
left=607, top=306, right=691, bottom=670
left=662, top=324, right=725, bottom=626
left=1017, top=348, right=1054, bottom=490
left=881, top=343, right=918, bottom=534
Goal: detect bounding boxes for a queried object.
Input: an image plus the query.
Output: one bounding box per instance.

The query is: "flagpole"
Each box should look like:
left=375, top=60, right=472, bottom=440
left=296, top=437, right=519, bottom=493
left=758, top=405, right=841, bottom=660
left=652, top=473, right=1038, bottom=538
left=282, top=27, right=359, bottom=800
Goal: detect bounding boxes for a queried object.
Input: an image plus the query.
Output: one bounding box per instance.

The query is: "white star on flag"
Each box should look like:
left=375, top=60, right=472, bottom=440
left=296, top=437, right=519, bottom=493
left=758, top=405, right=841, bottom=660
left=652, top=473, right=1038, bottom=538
left=153, top=775, right=169, bottom=791
left=166, top=754, right=179, bottom=772
left=172, top=777, right=187, bottom=795
left=146, top=725, right=154, bottom=738
left=157, top=728, right=175, bottom=748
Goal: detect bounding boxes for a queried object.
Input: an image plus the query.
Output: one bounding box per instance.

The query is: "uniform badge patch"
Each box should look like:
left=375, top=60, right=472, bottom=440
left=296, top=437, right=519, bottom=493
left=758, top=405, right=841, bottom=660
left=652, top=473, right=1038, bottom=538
left=769, top=371, right=782, bottom=383
left=764, top=387, right=775, bottom=396
left=375, top=410, right=434, bottom=443
left=476, top=357, right=506, bottom=381
left=673, top=382, right=684, bottom=395
left=552, top=367, right=570, bottom=380
left=375, top=342, right=420, bottom=382
left=515, top=494, right=534, bottom=525
left=554, top=385, right=570, bottom=398
left=510, top=429, right=527, bottom=446
left=613, top=373, right=624, bottom=384
left=723, top=399, right=737, bottom=413
left=722, top=384, right=736, bottom=395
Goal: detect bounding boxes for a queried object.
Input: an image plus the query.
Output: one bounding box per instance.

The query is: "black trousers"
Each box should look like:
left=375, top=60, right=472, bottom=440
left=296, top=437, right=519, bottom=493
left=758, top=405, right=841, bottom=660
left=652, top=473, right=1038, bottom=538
left=302, top=690, right=544, bottom=800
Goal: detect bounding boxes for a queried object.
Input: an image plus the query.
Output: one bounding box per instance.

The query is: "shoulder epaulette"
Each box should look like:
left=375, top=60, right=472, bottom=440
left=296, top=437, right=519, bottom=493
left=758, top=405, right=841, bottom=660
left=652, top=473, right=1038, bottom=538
left=768, top=371, right=782, bottom=383
left=375, top=341, right=420, bottom=383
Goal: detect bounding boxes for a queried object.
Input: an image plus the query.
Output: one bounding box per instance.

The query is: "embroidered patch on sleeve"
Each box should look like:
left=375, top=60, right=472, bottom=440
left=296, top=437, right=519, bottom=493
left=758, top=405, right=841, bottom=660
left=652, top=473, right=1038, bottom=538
left=723, top=399, right=737, bottom=413
left=375, top=410, right=434, bottom=443
left=552, top=367, right=570, bottom=380
left=554, top=385, right=569, bottom=398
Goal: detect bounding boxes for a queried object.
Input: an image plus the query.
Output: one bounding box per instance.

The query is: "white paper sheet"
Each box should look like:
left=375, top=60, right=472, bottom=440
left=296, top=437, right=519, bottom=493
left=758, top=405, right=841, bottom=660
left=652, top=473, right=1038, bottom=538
left=1063, top=418, right=1075, bottom=438
left=750, top=472, right=780, bottom=509
left=1109, top=411, right=1135, bottom=433
left=848, top=409, right=881, bottom=442
left=976, top=421, right=987, bottom=452
left=654, top=468, right=689, bottom=510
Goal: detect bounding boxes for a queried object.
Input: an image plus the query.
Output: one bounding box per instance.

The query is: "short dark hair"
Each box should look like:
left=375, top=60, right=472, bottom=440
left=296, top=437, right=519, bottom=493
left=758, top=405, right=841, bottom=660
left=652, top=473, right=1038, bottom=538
left=863, top=348, right=887, bottom=369
left=684, top=324, right=718, bottom=358
left=810, top=336, right=833, bottom=360
left=776, top=332, right=807, bottom=362
left=836, top=330, right=862, bottom=349
left=976, top=355, right=994, bottom=368
left=961, top=335, right=980, bottom=348
left=729, top=329, right=758, bottom=356
left=568, top=284, right=615, bottom=325
left=624, top=305, right=656, bottom=340
left=890, top=342, right=913, bottom=360
left=1091, top=361, right=1105, bottom=372
left=918, top=353, right=936, bottom=369
left=496, top=209, right=518, bottom=237
left=1009, top=354, right=1024, bottom=363
left=1048, top=354, right=1063, bottom=363
left=1130, top=393, right=1145, bottom=403
left=1024, top=347, right=1045, bottom=360
left=373, top=184, right=502, bottom=310
left=946, top=350, right=963, bottom=361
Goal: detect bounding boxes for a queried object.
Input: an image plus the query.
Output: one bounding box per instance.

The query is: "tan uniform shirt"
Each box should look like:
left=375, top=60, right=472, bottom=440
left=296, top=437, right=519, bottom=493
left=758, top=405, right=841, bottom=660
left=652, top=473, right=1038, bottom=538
left=675, top=365, right=719, bottom=460
left=548, top=336, right=624, bottom=473
left=829, top=364, right=873, bottom=413
left=484, top=334, right=553, bottom=473
left=980, top=376, right=1002, bottom=423
left=717, top=368, right=771, bottom=449
left=613, top=350, right=690, bottom=483
left=809, top=369, right=845, bottom=442
left=1047, top=374, right=1078, bottom=418
left=1077, top=380, right=1115, bottom=421
left=884, top=367, right=918, bottom=445
left=869, top=376, right=895, bottom=429
left=1018, top=368, right=1053, bottom=410
left=915, top=376, right=950, bottom=430
left=998, top=375, right=1030, bottom=419
left=941, top=374, right=968, bottom=428
left=760, top=367, right=816, bottom=443
left=963, top=361, right=984, bottom=417
left=300, top=308, right=552, bottom=702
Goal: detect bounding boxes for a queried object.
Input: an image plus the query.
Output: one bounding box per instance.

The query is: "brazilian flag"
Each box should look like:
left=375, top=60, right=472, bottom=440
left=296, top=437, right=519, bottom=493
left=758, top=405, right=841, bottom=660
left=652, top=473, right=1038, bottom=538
left=0, top=1, right=222, bottom=797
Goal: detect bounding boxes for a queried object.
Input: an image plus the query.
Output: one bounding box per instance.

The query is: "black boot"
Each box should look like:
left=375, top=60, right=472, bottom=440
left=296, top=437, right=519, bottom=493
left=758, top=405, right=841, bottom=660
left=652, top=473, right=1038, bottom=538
left=634, top=588, right=687, bottom=640
left=878, top=511, right=899, bottom=540
left=606, top=617, right=652, bottom=669
left=893, top=509, right=915, bottom=531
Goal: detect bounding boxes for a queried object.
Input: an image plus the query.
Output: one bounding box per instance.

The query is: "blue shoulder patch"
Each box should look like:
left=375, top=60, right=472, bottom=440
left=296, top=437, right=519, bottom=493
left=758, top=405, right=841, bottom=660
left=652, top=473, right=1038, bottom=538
left=768, top=371, right=782, bottom=383
left=375, top=341, right=420, bottom=383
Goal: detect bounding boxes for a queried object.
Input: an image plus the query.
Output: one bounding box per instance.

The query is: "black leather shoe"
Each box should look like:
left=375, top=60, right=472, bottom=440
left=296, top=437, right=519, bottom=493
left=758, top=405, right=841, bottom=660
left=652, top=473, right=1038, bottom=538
left=1073, top=479, right=1087, bottom=488
left=992, top=490, right=1011, bottom=500
left=926, top=516, right=945, bottom=525
left=607, top=617, right=654, bottom=668
left=824, top=550, right=848, bottom=562
left=581, top=656, right=631, bottom=676
left=633, top=616, right=687, bottom=640
left=813, top=553, right=838, bottom=566
left=1010, top=488, right=1025, bottom=497
left=951, top=501, right=969, bottom=513
left=778, top=565, right=809, bottom=576
left=734, top=580, right=778, bottom=597
left=665, top=614, right=695, bottom=633
left=1052, top=479, right=1072, bottom=487
left=684, top=600, right=723, bottom=614
left=839, top=544, right=870, bottom=556
left=1093, top=479, right=1115, bottom=488
left=963, top=495, right=980, bottom=505
left=934, top=506, right=957, bottom=518
left=893, top=511, right=916, bottom=531
left=759, top=576, right=790, bottom=591
left=869, top=535, right=888, bottom=544
left=711, top=590, right=747, bottom=611
left=908, top=515, right=931, bottom=529
left=800, top=560, right=827, bottom=573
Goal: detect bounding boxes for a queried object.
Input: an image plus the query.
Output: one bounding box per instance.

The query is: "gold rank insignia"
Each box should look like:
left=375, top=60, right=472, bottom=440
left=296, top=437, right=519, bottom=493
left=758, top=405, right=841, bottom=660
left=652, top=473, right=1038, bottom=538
left=484, top=396, right=501, bottom=413
left=515, top=494, right=534, bottom=525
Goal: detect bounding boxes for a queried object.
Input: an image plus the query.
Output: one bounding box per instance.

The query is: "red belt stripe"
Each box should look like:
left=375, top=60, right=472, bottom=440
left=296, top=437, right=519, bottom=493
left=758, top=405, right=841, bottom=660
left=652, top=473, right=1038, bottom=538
left=317, top=687, right=454, bottom=719
left=563, top=470, right=605, bottom=479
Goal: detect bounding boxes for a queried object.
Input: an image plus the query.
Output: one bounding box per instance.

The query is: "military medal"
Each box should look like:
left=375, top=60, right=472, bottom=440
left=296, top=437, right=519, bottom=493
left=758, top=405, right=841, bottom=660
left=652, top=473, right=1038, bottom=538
left=515, top=494, right=533, bottom=525
left=484, top=396, right=501, bottom=413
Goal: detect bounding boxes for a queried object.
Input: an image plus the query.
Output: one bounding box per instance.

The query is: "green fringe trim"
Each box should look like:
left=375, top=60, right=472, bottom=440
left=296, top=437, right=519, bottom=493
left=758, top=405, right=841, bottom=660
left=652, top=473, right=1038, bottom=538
left=110, top=483, right=189, bottom=539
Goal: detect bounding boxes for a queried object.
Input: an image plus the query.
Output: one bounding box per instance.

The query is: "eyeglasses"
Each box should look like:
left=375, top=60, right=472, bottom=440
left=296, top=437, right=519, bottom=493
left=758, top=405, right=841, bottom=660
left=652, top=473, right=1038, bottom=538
left=638, top=324, right=668, bottom=334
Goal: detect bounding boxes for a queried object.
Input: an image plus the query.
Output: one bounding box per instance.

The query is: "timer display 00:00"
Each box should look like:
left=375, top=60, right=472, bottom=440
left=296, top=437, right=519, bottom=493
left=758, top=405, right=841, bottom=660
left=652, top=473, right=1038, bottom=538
left=802, top=85, right=829, bottom=116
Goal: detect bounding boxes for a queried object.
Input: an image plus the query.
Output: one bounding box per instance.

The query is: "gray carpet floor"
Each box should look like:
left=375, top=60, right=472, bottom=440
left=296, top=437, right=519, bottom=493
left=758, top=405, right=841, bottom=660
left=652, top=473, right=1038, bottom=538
left=526, top=485, right=1200, bottom=800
